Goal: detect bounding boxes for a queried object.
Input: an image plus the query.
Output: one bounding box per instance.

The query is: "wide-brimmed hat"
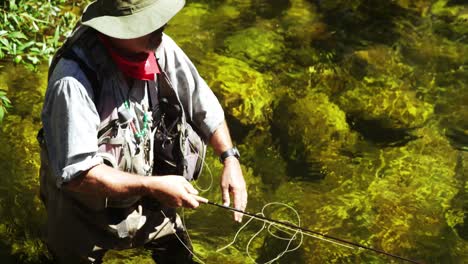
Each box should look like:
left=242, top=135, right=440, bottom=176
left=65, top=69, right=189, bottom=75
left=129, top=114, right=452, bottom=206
left=81, top=0, right=185, bottom=39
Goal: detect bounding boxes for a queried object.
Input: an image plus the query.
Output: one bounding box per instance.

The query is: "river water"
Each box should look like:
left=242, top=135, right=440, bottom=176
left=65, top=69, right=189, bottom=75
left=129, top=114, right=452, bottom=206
left=0, top=0, right=467, bottom=263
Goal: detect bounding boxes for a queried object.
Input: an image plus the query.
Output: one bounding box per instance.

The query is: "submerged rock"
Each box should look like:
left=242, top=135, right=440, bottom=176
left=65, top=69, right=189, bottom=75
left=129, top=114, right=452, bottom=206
left=165, top=3, right=216, bottom=59
left=337, top=76, right=434, bottom=131
left=274, top=124, right=462, bottom=263
left=281, top=0, right=329, bottom=45
left=273, top=91, right=358, bottom=182
left=367, top=126, right=460, bottom=260
left=198, top=53, right=274, bottom=127
left=239, top=129, right=288, bottom=188
left=347, top=45, right=414, bottom=78
left=223, top=23, right=285, bottom=68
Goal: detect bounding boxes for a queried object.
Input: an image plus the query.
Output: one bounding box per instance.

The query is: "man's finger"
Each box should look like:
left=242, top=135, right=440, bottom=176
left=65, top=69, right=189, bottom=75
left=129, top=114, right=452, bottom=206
left=222, top=186, right=230, bottom=207
left=184, top=194, right=200, bottom=209
left=184, top=183, right=199, bottom=195
left=191, top=194, right=208, bottom=204
left=241, top=191, right=248, bottom=212
left=233, top=188, right=244, bottom=222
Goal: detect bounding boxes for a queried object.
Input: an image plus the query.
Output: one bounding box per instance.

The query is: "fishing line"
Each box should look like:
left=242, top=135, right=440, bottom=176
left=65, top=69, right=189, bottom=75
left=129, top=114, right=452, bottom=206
left=178, top=159, right=419, bottom=263
left=161, top=210, right=206, bottom=264
left=207, top=201, right=422, bottom=264
left=191, top=145, right=214, bottom=193
left=184, top=159, right=351, bottom=263
left=169, top=157, right=217, bottom=264
left=174, top=157, right=219, bottom=264
left=216, top=202, right=304, bottom=264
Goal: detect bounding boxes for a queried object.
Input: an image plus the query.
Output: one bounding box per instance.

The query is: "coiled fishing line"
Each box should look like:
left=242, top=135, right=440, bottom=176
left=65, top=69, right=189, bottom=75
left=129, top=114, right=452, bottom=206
left=217, top=202, right=304, bottom=264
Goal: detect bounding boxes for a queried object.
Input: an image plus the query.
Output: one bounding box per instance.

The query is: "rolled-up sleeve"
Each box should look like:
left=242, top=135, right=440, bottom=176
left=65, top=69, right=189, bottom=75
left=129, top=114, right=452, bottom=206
left=42, top=68, right=102, bottom=187
left=161, top=35, right=225, bottom=141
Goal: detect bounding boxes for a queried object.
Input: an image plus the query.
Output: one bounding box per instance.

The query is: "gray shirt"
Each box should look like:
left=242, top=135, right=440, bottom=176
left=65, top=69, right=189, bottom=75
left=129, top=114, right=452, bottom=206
left=42, top=33, right=224, bottom=186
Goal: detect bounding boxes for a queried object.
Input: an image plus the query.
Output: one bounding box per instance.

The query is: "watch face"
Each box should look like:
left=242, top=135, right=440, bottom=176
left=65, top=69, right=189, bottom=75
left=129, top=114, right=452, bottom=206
left=233, top=147, right=240, bottom=158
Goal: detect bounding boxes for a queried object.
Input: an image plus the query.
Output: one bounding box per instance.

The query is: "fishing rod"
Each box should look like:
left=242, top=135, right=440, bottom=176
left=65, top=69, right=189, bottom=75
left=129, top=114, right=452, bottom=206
left=205, top=201, right=422, bottom=264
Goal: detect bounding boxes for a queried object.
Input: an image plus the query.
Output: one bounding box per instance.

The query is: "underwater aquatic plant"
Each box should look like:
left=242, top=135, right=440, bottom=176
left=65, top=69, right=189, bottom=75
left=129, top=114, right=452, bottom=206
left=273, top=91, right=353, bottom=160
left=0, top=114, right=47, bottom=262
left=223, top=26, right=285, bottom=68
left=165, top=2, right=216, bottom=60
left=366, top=126, right=461, bottom=261
left=0, top=63, right=48, bottom=262
left=198, top=53, right=274, bottom=128
left=281, top=0, right=326, bottom=45
left=337, top=75, right=434, bottom=130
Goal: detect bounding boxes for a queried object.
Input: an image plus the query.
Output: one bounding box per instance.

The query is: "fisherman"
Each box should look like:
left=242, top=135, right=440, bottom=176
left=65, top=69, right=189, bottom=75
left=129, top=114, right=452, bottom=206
left=38, top=0, right=247, bottom=263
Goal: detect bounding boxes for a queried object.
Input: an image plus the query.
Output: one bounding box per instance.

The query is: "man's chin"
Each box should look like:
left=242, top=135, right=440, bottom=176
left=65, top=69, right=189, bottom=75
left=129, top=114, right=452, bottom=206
left=147, top=36, right=163, bottom=51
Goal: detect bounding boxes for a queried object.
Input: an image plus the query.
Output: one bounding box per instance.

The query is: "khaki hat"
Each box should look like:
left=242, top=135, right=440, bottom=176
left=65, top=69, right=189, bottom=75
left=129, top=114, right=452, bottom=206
left=81, top=0, right=185, bottom=39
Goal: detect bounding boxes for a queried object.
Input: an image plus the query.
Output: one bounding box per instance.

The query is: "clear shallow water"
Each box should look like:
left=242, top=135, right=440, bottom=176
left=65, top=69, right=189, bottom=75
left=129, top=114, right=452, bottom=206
left=0, top=0, right=467, bottom=263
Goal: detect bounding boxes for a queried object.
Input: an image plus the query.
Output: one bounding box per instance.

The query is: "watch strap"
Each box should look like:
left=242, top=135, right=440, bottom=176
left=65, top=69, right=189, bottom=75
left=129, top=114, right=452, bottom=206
left=219, top=147, right=240, bottom=163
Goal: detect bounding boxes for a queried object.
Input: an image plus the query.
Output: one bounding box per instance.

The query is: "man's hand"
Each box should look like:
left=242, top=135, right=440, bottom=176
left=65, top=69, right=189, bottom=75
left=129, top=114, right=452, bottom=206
left=66, top=165, right=207, bottom=209
left=144, top=176, right=207, bottom=209
left=221, top=157, right=247, bottom=222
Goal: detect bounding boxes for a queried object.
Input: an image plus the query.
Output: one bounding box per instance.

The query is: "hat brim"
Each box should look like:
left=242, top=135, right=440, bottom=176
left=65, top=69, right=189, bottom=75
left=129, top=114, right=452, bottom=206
left=81, top=0, right=185, bottom=39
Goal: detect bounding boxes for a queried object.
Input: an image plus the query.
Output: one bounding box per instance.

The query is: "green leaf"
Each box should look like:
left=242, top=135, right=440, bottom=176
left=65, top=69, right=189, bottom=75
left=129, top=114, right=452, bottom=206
left=14, top=55, right=22, bottom=63
left=8, top=31, right=27, bottom=40
left=9, top=15, right=20, bottom=28
left=18, top=41, right=35, bottom=52
left=26, top=55, right=39, bottom=65
left=2, top=96, right=12, bottom=108
left=32, top=21, right=39, bottom=32
left=53, top=25, right=60, bottom=47
left=0, top=38, right=11, bottom=49
left=0, top=107, right=4, bottom=123
left=9, top=0, right=18, bottom=11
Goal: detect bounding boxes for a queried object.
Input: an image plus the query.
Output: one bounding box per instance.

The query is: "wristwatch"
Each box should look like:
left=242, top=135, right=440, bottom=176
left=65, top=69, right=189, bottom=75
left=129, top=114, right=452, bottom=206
left=219, top=147, right=240, bottom=163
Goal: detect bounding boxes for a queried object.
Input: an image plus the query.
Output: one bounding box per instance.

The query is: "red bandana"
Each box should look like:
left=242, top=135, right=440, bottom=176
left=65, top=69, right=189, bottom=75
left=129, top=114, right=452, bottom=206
left=98, top=35, right=160, bottom=81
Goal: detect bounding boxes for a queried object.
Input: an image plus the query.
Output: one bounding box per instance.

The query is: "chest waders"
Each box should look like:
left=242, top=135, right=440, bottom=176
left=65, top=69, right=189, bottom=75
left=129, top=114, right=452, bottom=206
left=38, top=25, right=206, bottom=211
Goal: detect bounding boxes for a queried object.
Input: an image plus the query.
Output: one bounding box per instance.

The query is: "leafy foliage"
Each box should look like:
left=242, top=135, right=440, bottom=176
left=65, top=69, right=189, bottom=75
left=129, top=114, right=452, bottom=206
left=0, top=0, right=88, bottom=68
left=0, top=88, right=11, bottom=123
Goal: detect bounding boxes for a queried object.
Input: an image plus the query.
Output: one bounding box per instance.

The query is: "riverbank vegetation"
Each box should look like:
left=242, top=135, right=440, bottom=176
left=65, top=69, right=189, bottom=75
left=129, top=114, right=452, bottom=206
left=0, top=0, right=88, bottom=124
left=0, top=0, right=87, bottom=67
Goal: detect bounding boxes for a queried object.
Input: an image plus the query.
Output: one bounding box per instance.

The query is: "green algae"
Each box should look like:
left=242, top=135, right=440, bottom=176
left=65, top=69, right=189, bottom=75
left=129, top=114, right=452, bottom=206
left=0, top=63, right=48, bottom=263
left=338, top=75, right=434, bottom=130
left=281, top=0, right=322, bottom=45
left=165, top=2, right=216, bottom=59
left=198, top=53, right=274, bottom=127
left=224, top=26, right=285, bottom=68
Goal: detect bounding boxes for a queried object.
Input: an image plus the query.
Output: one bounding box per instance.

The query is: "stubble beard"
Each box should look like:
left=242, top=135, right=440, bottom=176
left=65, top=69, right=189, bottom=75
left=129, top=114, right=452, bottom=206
left=146, top=32, right=163, bottom=51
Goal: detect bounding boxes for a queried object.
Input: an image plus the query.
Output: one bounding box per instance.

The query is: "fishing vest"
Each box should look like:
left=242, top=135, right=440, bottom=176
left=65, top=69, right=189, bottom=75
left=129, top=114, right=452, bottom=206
left=39, top=25, right=206, bottom=211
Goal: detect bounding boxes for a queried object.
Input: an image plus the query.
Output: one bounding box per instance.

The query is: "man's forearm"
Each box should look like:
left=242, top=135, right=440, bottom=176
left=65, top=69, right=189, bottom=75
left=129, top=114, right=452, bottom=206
left=63, top=164, right=203, bottom=208
left=210, top=121, right=234, bottom=156
left=64, top=164, right=149, bottom=198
